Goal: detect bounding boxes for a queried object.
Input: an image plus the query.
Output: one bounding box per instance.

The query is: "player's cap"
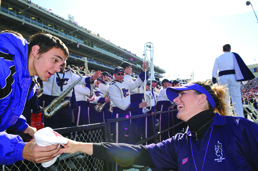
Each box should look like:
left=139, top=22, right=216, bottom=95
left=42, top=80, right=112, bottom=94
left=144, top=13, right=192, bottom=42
left=114, top=67, right=125, bottom=74
left=161, top=79, right=170, bottom=85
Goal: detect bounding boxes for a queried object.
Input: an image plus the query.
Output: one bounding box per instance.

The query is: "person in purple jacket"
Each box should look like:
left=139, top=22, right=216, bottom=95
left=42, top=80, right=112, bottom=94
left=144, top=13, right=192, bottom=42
left=61, top=81, right=258, bottom=171
left=0, top=30, right=68, bottom=165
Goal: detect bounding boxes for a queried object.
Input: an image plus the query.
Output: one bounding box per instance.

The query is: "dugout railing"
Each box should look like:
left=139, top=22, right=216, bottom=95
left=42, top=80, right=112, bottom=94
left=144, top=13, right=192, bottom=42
left=1, top=109, right=183, bottom=171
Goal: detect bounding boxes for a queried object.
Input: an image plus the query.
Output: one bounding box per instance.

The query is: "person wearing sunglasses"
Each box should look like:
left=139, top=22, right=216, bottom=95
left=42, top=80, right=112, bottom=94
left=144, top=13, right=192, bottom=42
left=108, top=63, right=148, bottom=144
left=121, top=61, right=145, bottom=143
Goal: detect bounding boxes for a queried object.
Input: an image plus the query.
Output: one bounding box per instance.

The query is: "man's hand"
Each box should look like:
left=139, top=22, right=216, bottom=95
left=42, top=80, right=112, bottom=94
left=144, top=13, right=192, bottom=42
left=90, top=70, right=102, bottom=81
left=105, top=97, right=110, bottom=102
left=139, top=101, right=147, bottom=108
left=142, top=62, right=149, bottom=71
left=22, top=139, right=62, bottom=163
left=88, top=96, right=95, bottom=101
left=24, top=126, right=37, bottom=137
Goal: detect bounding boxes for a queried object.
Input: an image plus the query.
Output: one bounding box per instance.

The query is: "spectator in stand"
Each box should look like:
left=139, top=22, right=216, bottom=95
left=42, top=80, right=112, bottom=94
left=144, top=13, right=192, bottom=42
left=39, top=62, right=101, bottom=129
left=121, top=61, right=144, bottom=143
left=156, top=79, right=172, bottom=141
left=108, top=64, right=148, bottom=144
left=172, top=80, right=180, bottom=87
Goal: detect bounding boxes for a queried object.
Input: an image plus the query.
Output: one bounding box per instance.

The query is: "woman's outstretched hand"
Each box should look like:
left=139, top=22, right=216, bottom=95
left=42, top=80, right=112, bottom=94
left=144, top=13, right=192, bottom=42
left=61, top=140, right=93, bottom=155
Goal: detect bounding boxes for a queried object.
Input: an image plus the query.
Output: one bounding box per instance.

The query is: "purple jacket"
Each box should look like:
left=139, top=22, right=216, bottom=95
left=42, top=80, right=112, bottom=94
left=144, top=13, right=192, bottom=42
left=146, top=113, right=258, bottom=170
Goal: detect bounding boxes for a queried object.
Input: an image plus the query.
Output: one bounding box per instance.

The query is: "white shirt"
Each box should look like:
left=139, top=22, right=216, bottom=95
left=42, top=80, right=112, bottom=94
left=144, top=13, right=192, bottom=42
left=212, top=52, right=234, bottom=78
left=124, top=74, right=143, bottom=94
left=157, top=88, right=170, bottom=102
left=89, top=86, right=105, bottom=104
left=98, top=82, right=109, bottom=94
left=109, top=77, right=144, bottom=111
left=43, top=70, right=89, bottom=97
left=74, top=84, right=90, bottom=101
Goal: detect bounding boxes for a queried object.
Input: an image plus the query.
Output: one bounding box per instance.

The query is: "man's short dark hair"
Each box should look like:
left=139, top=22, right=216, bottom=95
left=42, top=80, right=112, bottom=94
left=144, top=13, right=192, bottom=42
left=223, top=44, right=231, bottom=52
left=28, top=32, right=69, bottom=58
left=101, top=71, right=110, bottom=76
left=120, top=61, right=133, bottom=70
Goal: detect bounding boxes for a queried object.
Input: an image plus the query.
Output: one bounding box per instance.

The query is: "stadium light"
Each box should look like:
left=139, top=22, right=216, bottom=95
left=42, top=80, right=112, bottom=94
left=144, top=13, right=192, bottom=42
left=246, top=1, right=258, bottom=23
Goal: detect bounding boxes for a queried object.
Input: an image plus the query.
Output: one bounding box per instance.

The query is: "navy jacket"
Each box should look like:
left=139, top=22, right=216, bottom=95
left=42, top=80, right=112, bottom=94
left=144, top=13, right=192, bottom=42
left=146, top=113, right=258, bottom=170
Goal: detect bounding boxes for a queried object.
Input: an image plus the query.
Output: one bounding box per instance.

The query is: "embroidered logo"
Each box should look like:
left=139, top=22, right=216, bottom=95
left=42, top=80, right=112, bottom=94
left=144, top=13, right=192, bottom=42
left=214, top=141, right=225, bottom=162
left=94, top=91, right=101, bottom=97
left=182, top=157, right=188, bottom=165
left=122, top=88, right=129, bottom=97
left=56, top=78, right=69, bottom=86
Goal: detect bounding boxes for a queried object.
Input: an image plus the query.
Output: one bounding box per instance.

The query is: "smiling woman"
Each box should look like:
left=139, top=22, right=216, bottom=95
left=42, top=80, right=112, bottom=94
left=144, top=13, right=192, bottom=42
left=61, top=81, right=258, bottom=171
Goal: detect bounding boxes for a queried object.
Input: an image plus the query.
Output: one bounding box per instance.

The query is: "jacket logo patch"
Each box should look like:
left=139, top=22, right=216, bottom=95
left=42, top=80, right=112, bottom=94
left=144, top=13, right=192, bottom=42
left=214, top=141, right=225, bottom=162
left=182, top=157, right=188, bottom=165
left=56, top=78, right=69, bottom=87
left=0, top=65, right=16, bottom=100
left=94, top=91, right=101, bottom=97
left=122, top=88, right=129, bottom=97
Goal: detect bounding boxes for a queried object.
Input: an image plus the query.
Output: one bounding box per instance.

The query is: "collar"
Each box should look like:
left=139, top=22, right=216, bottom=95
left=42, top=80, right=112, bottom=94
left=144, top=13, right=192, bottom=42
left=185, top=111, right=227, bottom=137
left=114, top=80, right=123, bottom=83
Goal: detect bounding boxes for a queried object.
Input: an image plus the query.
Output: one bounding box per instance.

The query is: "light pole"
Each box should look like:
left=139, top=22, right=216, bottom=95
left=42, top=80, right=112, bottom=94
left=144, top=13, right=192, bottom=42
left=246, top=1, right=258, bottom=23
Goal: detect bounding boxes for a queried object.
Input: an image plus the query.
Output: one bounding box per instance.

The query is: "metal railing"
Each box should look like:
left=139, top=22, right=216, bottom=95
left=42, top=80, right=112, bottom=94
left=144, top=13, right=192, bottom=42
left=1, top=105, right=257, bottom=171
left=0, top=109, right=183, bottom=171
left=243, top=105, right=258, bottom=124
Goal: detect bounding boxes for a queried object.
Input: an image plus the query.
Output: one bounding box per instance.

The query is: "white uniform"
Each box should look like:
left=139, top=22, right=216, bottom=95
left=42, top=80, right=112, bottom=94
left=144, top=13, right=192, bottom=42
left=157, top=88, right=170, bottom=102
left=98, top=81, right=109, bottom=94
left=43, top=70, right=90, bottom=97
left=142, top=89, right=157, bottom=113
left=212, top=52, right=244, bottom=117
left=89, top=86, right=105, bottom=105
left=74, top=84, right=90, bottom=101
left=109, top=77, right=144, bottom=111
left=124, top=74, right=143, bottom=94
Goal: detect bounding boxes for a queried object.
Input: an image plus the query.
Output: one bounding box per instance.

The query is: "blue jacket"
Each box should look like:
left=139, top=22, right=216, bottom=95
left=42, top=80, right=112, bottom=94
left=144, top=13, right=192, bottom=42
left=0, top=33, right=34, bottom=164
left=146, top=113, right=258, bottom=170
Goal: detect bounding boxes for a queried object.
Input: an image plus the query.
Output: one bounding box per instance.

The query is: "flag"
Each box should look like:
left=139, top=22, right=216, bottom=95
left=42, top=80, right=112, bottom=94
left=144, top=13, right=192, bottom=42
left=77, top=41, right=79, bottom=48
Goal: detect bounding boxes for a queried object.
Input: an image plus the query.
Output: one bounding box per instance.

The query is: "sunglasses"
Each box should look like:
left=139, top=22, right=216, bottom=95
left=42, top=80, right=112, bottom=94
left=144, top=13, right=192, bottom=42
left=116, top=73, right=124, bottom=76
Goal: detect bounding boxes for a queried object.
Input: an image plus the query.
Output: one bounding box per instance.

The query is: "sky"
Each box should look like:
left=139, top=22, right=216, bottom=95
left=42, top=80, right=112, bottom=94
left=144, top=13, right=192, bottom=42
left=31, top=0, right=258, bottom=81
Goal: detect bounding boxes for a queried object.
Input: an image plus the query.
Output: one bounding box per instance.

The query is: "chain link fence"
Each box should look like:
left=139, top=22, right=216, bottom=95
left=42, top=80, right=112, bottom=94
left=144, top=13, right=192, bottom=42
left=1, top=110, right=185, bottom=171
left=1, top=123, right=108, bottom=171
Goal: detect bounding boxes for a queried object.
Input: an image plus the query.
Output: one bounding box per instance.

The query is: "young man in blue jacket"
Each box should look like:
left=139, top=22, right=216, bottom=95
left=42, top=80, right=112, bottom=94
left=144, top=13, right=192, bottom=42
left=0, top=31, right=68, bottom=165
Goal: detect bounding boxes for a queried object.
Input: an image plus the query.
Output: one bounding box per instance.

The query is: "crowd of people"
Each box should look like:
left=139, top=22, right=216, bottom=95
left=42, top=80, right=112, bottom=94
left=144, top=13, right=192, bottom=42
left=1, top=30, right=258, bottom=171
left=241, top=78, right=258, bottom=109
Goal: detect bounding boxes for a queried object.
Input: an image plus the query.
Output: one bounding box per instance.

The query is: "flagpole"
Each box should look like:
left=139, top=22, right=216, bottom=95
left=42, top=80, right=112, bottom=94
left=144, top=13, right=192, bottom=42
left=246, top=1, right=258, bottom=23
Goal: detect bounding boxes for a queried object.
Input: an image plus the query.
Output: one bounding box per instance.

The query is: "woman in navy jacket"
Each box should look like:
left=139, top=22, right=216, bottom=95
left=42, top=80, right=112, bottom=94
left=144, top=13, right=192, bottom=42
left=62, top=81, right=258, bottom=171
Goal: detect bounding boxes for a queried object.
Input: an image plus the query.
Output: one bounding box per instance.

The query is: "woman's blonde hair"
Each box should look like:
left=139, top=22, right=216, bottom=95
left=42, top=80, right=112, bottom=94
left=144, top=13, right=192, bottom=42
left=193, top=81, right=230, bottom=116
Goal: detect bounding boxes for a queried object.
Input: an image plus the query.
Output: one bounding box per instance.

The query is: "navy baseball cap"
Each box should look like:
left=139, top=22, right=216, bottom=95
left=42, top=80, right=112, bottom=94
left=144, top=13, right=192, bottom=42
left=172, top=80, right=179, bottom=85
left=114, top=67, right=125, bottom=74
left=166, top=82, right=216, bottom=109
left=161, top=79, right=169, bottom=85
